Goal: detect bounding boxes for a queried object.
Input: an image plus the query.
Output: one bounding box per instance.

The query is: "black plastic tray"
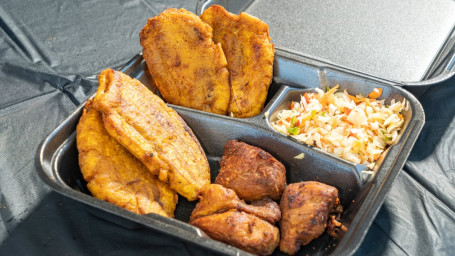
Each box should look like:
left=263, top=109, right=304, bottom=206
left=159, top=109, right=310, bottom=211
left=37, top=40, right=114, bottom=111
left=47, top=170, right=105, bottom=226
left=39, top=51, right=424, bottom=255
left=197, top=0, right=455, bottom=92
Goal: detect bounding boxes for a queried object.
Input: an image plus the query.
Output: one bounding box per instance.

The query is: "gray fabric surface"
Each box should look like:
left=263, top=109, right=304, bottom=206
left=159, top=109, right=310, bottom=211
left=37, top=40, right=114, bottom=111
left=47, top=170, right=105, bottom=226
left=0, top=0, right=454, bottom=255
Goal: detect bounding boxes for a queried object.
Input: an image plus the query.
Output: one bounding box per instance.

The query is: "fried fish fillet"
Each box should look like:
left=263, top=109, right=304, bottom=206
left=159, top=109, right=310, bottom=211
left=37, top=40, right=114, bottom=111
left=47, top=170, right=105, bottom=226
left=140, top=8, right=230, bottom=115
left=200, top=5, right=274, bottom=117
left=92, top=69, right=210, bottom=201
left=76, top=101, right=178, bottom=216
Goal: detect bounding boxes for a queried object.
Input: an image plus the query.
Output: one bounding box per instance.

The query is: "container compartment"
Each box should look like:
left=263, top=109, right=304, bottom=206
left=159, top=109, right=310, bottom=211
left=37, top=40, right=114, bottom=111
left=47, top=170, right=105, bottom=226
left=39, top=53, right=424, bottom=256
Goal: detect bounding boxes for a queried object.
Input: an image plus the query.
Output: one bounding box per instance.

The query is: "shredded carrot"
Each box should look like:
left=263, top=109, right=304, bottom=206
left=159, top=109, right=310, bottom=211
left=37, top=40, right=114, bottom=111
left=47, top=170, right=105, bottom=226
left=304, top=92, right=310, bottom=103
left=348, top=95, right=362, bottom=104
left=368, top=88, right=383, bottom=99
left=319, top=85, right=339, bottom=106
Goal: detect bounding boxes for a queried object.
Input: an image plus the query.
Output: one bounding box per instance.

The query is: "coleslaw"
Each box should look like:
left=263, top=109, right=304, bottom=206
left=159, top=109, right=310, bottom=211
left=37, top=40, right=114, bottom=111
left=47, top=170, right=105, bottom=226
left=271, top=85, right=407, bottom=168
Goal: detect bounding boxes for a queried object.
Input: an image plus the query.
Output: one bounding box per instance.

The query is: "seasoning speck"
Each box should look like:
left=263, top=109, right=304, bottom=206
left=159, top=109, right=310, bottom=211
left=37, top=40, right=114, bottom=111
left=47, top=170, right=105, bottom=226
left=150, top=153, right=154, bottom=157
left=294, top=153, right=305, bottom=159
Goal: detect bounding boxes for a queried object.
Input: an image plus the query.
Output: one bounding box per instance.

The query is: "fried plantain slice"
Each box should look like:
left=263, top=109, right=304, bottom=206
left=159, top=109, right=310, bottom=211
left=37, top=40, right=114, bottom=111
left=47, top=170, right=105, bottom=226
left=140, top=8, right=231, bottom=115
left=76, top=100, right=178, bottom=216
left=92, top=69, right=210, bottom=201
left=201, top=5, right=274, bottom=118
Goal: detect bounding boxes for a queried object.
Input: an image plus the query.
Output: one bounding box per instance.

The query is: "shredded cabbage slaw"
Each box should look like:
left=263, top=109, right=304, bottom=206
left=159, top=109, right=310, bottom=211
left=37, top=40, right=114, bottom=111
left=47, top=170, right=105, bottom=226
left=271, top=85, right=407, bottom=168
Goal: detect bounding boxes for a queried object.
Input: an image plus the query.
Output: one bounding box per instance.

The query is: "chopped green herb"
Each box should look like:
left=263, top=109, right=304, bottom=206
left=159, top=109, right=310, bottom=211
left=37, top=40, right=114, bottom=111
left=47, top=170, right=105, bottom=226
left=311, top=110, right=317, bottom=119
left=288, top=127, right=300, bottom=135
left=384, top=136, right=392, bottom=142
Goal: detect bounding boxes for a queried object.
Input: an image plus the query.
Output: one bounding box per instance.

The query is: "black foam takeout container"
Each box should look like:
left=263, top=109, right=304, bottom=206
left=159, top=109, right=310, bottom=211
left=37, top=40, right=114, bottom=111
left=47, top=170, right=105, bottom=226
left=39, top=49, right=424, bottom=255
left=197, top=0, right=455, bottom=96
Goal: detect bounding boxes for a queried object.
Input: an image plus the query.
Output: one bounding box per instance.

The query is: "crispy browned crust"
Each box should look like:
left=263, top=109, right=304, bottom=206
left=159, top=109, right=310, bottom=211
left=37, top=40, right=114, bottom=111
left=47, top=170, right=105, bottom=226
left=76, top=100, right=178, bottom=217
left=92, top=69, right=210, bottom=201
left=189, top=184, right=281, bottom=224
left=279, top=181, right=340, bottom=255
left=201, top=5, right=274, bottom=117
left=215, top=140, right=286, bottom=201
left=140, top=8, right=230, bottom=115
left=191, top=210, right=280, bottom=255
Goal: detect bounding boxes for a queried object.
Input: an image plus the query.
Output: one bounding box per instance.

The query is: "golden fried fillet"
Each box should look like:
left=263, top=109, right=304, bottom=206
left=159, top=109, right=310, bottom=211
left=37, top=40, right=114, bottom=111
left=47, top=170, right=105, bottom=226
left=92, top=69, right=210, bottom=201
left=140, top=8, right=230, bottom=115
left=191, top=210, right=280, bottom=256
left=76, top=101, right=178, bottom=217
left=201, top=5, right=274, bottom=117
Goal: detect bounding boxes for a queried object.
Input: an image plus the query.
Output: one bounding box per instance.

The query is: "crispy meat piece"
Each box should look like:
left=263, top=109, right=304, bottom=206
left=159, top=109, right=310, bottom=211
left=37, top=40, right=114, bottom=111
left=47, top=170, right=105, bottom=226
left=279, top=181, right=341, bottom=255
left=200, top=5, right=274, bottom=117
left=215, top=140, right=286, bottom=201
left=248, top=197, right=282, bottom=224
left=190, top=184, right=281, bottom=224
left=76, top=101, right=178, bottom=216
left=92, top=69, right=210, bottom=201
left=191, top=210, right=279, bottom=256
left=140, top=8, right=231, bottom=115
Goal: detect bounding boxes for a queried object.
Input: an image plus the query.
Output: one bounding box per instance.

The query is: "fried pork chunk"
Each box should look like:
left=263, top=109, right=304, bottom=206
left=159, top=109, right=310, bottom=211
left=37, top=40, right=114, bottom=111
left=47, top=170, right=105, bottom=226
left=200, top=5, right=274, bottom=117
left=215, top=140, right=286, bottom=201
left=76, top=101, right=177, bottom=217
left=93, top=69, right=210, bottom=201
left=190, top=184, right=281, bottom=224
left=192, top=210, right=279, bottom=256
left=190, top=184, right=280, bottom=255
left=140, top=8, right=230, bottom=115
left=279, top=181, right=340, bottom=255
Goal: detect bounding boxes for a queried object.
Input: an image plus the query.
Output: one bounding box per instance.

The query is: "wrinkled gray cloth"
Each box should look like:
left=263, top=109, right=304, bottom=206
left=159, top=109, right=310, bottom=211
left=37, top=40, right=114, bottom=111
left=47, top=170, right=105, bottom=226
left=0, top=0, right=454, bottom=255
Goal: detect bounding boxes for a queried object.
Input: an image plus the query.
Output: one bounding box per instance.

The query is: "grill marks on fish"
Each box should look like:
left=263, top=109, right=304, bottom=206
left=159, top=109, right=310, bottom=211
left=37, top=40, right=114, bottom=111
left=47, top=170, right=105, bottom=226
left=116, top=82, right=203, bottom=188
